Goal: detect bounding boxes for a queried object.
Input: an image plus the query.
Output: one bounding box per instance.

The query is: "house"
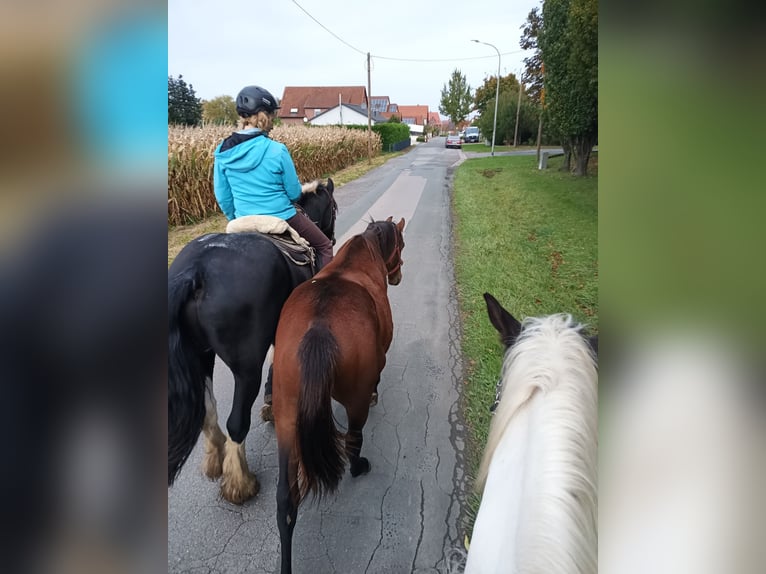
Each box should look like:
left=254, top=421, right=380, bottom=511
left=308, top=103, right=388, bottom=126
left=278, top=86, right=368, bottom=125
left=394, top=105, right=430, bottom=127
left=370, top=96, right=391, bottom=114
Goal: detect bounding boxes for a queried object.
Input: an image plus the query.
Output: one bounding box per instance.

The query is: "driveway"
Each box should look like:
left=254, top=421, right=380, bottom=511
left=168, top=138, right=468, bottom=573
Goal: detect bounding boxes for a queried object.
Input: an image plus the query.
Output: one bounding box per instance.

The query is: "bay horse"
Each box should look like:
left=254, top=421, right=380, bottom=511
left=461, top=293, right=598, bottom=574
left=271, top=217, right=406, bottom=574
left=167, top=179, right=337, bottom=504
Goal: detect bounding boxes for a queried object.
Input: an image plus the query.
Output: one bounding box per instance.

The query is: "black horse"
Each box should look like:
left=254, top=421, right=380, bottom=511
left=168, top=179, right=337, bottom=503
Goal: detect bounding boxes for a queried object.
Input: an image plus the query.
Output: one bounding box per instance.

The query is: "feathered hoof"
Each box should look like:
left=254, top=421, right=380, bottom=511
left=350, top=457, right=371, bottom=477
left=220, top=471, right=259, bottom=504
left=202, top=448, right=224, bottom=480
left=369, top=392, right=378, bottom=407
left=260, top=403, right=274, bottom=423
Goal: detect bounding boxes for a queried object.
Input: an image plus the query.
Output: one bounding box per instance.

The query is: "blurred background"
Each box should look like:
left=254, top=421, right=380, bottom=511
left=0, top=0, right=764, bottom=572
left=0, top=1, right=166, bottom=573
left=600, top=1, right=766, bottom=572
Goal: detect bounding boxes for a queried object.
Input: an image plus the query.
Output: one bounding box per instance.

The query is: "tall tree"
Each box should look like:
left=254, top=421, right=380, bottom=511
left=202, top=95, right=238, bottom=125
left=539, top=0, right=598, bottom=176
left=520, top=7, right=544, bottom=106
left=439, top=69, right=472, bottom=127
left=168, top=75, right=202, bottom=126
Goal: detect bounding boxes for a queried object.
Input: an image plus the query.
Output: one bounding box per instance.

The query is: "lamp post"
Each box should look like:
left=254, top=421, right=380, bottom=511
left=471, top=39, right=500, bottom=157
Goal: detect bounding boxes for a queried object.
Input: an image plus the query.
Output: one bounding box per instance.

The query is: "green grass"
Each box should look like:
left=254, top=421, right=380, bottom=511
left=452, top=154, right=597, bottom=534
left=461, top=143, right=561, bottom=153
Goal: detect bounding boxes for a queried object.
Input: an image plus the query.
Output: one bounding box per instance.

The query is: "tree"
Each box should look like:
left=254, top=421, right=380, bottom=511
left=202, top=95, right=238, bottom=125
left=520, top=8, right=544, bottom=106
left=538, top=0, right=598, bottom=176
left=475, top=87, right=540, bottom=146
left=473, top=73, right=520, bottom=116
left=168, top=75, right=202, bottom=126
left=439, top=69, right=472, bottom=127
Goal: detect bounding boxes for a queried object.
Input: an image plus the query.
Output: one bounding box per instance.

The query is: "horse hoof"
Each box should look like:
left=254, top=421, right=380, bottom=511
left=370, top=392, right=378, bottom=407
left=220, top=471, right=259, bottom=505
left=260, top=404, right=274, bottom=423
left=202, top=451, right=224, bottom=480
left=350, top=457, right=371, bottom=477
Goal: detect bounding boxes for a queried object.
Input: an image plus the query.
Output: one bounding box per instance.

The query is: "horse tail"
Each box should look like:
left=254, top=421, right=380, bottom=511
left=296, top=323, right=346, bottom=500
left=167, top=269, right=206, bottom=486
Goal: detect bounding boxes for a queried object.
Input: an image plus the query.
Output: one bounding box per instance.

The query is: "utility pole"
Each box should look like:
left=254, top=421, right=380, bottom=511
left=536, top=63, right=545, bottom=162
left=513, top=69, right=523, bottom=147
left=367, top=52, right=372, bottom=164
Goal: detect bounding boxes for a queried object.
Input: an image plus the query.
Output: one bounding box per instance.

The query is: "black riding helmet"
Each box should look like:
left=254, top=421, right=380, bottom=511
left=236, top=85, right=280, bottom=117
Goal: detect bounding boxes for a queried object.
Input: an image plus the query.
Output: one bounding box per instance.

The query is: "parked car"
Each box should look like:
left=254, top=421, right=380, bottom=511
left=464, top=126, right=480, bottom=143
left=445, top=134, right=462, bottom=149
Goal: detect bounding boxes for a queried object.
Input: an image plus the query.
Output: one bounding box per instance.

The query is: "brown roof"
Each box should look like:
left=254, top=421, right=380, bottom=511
left=395, top=105, right=430, bottom=126
left=428, top=112, right=441, bottom=125
left=278, top=86, right=368, bottom=119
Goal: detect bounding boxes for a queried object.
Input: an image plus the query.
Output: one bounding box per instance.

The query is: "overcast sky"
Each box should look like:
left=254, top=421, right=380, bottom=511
left=169, top=0, right=541, bottom=118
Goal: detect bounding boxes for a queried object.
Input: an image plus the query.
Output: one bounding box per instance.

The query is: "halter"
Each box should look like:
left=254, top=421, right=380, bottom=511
left=383, top=222, right=403, bottom=279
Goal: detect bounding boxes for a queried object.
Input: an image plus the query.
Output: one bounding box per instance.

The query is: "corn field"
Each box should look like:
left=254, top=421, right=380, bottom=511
left=168, top=124, right=381, bottom=226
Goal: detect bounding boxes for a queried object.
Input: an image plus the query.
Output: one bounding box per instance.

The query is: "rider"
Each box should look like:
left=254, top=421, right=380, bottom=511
left=213, top=85, right=334, bottom=269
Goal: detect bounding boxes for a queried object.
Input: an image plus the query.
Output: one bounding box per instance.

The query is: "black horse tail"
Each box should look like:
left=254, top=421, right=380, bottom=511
left=296, top=323, right=346, bottom=500
left=167, top=269, right=206, bottom=486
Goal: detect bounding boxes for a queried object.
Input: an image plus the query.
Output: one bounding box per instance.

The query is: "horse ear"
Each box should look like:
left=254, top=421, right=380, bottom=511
left=326, top=178, right=334, bottom=194
left=483, top=292, right=522, bottom=348
left=396, top=218, right=405, bottom=232
left=385, top=216, right=393, bottom=222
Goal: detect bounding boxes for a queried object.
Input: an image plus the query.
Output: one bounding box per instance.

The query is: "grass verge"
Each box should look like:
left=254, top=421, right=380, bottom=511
left=452, top=153, right=597, bottom=534
left=461, top=143, right=561, bottom=153
left=167, top=149, right=409, bottom=266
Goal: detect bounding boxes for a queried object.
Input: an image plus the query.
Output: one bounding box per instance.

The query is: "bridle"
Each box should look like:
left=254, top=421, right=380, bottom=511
left=383, top=222, right=403, bottom=279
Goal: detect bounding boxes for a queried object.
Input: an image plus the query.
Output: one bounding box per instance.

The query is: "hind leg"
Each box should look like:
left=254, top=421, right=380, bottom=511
left=219, top=345, right=270, bottom=504
left=259, top=348, right=275, bottom=423
left=370, top=377, right=380, bottom=407
left=345, top=405, right=371, bottom=477
left=201, top=368, right=226, bottom=479
left=276, top=441, right=300, bottom=574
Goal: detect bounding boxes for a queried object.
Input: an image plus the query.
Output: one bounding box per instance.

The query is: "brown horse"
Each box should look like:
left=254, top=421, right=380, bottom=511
left=272, top=217, right=406, bottom=574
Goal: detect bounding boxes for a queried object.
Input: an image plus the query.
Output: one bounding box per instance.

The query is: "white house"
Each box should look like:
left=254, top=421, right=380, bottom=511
left=307, top=103, right=387, bottom=126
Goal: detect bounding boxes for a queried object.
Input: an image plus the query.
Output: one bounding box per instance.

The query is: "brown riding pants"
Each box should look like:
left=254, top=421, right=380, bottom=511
left=286, top=212, right=334, bottom=269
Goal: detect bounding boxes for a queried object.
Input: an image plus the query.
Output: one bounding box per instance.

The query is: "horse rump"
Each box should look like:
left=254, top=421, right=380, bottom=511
left=296, top=323, right=347, bottom=500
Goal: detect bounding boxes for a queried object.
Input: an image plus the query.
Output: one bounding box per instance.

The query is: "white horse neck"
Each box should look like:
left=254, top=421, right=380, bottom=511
left=467, top=314, right=598, bottom=574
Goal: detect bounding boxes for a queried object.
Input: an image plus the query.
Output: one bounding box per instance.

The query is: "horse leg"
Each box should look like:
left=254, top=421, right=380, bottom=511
left=345, top=406, right=372, bottom=477
left=259, top=352, right=275, bottom=423
left=200, top=351, right=226, bottom=479
left=276, top=444, right=300, bottom=574
left=370, top=377, right=380, bottom=407
left=220, top=346, right=269, bottom=504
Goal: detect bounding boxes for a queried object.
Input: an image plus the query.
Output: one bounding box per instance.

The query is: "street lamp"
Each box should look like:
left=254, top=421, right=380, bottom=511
left=471, top=39, right=500, bottom=157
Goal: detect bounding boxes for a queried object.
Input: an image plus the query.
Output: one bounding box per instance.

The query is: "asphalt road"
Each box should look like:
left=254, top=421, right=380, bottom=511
left=168, top=137, right=469, bottom=574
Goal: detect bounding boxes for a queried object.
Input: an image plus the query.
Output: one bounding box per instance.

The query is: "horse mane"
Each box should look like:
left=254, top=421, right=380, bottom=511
left=362, top=219, right=396, bottom=261
left=474, top=313, right=598, bottom=571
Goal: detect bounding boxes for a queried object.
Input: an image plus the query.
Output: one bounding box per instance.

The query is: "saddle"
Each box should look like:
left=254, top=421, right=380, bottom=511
left=226, top=215, right=316, bottom=270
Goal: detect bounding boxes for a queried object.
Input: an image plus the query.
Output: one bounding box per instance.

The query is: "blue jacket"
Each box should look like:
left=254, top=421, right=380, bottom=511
left=213, top=128, right=302, bottom=221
